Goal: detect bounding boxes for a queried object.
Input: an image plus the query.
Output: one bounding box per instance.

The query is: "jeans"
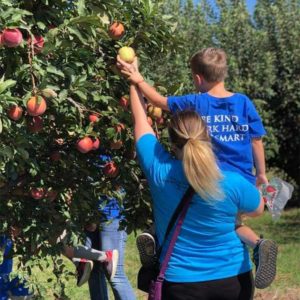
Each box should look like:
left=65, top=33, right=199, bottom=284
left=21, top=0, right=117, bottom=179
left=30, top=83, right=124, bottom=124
left=85, top=219, right=136, bottom=300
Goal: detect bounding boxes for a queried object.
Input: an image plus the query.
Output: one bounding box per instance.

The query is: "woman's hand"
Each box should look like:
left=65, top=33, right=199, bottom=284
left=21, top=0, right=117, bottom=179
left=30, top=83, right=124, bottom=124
left=117, top=56, right=144, bottom=84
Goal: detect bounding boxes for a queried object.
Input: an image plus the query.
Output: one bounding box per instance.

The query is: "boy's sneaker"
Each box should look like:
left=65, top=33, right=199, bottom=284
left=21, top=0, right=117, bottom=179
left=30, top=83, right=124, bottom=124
left=76, top=258, right=93, bottom=287
left=136, top=232, right=156, bottom=267
left=253, top=239, right=278, bottom=289
left=103, top=250, right=119, bottom=281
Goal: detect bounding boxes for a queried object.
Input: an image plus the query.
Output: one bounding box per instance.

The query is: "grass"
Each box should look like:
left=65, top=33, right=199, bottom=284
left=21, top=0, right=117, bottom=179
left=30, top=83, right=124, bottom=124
left=29, top=208, right=300, bottom=299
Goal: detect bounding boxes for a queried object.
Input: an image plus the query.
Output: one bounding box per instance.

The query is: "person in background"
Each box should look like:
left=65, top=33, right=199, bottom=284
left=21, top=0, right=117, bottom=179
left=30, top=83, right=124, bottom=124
left=0, top=235, right=32, bottom=299
left=82, top=154, right=136, bottom=300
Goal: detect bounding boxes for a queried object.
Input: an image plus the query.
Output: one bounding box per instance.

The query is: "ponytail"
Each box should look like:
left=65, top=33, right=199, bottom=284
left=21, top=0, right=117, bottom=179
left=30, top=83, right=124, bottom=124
left=169, top=110, right=223, bottom=201
left=183, top=138, right=223, bottom=200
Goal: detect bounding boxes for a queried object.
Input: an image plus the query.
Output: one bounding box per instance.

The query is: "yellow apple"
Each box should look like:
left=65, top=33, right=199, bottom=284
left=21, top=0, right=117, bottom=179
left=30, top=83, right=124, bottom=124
left=148, top=105, right=162, bottom=119
left=118, top=46, right=136, bottom=63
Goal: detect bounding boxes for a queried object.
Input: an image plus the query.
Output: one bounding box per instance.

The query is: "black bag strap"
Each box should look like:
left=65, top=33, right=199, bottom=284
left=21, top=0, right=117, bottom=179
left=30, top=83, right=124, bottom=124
left=156, top=186, right=194, bottom=258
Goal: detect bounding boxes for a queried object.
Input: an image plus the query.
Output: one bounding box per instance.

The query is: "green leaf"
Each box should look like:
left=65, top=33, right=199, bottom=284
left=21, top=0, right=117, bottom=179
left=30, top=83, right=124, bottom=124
left=77, top=0, right=86, bottom=16
left=68, top=27, right=87, bottom=45
left=46, top=66, right=65, bottom=78
left=73, top=90, right=87, bottom=101
left=0, top=80, right=17, bottom=94
left=68, top=15, right=101, bottom=26
left=0, top=119, right=2, bottom=134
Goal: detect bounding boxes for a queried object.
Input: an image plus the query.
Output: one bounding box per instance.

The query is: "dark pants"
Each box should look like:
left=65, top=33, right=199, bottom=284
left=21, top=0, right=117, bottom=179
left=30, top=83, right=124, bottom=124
left=162, top=271, right=254, bottom=300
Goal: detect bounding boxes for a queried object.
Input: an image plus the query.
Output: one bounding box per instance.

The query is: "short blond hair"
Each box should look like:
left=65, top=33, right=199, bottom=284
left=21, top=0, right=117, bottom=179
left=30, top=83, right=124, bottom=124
left=190, top=47, right=228, bottom=83
left=168, top=110, right=223, bottom=201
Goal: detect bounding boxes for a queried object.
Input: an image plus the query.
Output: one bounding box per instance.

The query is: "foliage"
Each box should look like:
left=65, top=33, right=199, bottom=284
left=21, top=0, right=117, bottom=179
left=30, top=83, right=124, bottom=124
left=0, top=0, right=177, bottom=297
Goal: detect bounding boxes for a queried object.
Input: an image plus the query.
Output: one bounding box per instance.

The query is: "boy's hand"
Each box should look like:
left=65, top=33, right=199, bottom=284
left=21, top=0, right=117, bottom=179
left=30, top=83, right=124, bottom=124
left=256, top=173, right=268, bottom=188
left=117, top=56, right=144, bottom=84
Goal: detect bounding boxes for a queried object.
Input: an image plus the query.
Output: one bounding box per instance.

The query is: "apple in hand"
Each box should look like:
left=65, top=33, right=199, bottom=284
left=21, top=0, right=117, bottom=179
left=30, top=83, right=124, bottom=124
left=148, top=105, right=162, bottom=119
left=118, top=46, right=135, bottom=63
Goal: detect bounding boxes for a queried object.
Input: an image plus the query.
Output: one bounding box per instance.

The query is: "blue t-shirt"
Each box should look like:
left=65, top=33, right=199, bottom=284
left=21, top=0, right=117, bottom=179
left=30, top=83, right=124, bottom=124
left=136, top=134, right=260, bottom=282
left=168, top=93, right=266, bottom=184
left=98, top=195, right=122, bottom=221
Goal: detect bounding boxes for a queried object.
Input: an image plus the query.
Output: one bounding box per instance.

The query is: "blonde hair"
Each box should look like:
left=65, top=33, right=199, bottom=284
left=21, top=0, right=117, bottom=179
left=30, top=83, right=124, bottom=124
left=190, top=47, right=228, bottom=83
left=168, top=110, right=223, bottom=201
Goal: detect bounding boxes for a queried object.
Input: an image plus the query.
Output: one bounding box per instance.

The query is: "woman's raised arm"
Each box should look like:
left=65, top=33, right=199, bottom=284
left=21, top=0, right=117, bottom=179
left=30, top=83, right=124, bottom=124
left=130, top=84, right=155, bottom=142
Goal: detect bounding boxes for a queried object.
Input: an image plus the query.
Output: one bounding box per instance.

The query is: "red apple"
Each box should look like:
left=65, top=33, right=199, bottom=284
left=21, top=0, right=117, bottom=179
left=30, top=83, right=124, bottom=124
left=108, top=22, right=125, bottom=40
left=27, top=116, right=43, bottom=133
left=76, top=137, right=93, bottom=153
left=119, top=95, right=129, bottom=109
left=26, top=96, right=47, bottom=116
left=8, top=105, right=23, bottom=121
left=103, top=161, right=119, bottom=178
left=89, top=114, right=99, bottom=123
left=30, top=187, right=45, bottom=200
left=91, top=138, right=100, bottom=150
left=1, top=28, right=23, bottom=48
left=28, top=35, right=44, bottom=54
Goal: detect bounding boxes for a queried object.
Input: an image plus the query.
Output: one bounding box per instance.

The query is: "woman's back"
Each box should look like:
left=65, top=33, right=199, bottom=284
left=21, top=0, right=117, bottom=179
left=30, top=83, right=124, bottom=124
left=136, top=133, right=260, bottom=282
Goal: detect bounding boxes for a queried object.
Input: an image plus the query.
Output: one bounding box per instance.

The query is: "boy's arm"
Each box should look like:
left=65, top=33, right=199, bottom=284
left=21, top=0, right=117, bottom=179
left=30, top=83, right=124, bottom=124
left=117, top=56, right=168, bottom=110
left=252, top=137, right=268, bottom=187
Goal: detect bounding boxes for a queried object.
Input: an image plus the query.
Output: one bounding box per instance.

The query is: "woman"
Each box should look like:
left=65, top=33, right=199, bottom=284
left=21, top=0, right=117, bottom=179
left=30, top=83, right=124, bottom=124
left=126, top=77, right=264, bottom=299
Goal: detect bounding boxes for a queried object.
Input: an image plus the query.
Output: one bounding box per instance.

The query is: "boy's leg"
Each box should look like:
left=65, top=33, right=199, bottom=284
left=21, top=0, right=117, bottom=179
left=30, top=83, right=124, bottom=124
left=85, top=229, right=109, bottom=300
left=236, top=224, right=278, bottom=289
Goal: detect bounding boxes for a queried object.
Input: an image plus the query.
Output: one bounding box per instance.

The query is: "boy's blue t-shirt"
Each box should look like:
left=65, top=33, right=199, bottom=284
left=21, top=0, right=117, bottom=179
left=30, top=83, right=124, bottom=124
left=136, top=134, right=260, bottom=282
left=168, top=93, right=266, bottom=184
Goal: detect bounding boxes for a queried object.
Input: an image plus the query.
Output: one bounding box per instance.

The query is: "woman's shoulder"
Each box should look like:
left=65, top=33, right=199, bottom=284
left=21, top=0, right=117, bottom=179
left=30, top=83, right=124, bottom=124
left=220, top=171, right=251, bottom=192
left=136, top=133, right=179, bottom=174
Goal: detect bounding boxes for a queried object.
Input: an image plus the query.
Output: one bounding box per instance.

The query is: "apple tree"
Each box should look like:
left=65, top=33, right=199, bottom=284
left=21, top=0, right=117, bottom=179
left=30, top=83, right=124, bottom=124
left=0, top=0, right=177, bottom=296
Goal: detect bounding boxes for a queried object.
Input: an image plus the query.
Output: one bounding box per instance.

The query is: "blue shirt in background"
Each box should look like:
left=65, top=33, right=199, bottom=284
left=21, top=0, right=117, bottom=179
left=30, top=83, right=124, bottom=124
left=136, top=134, right=260, bottom=282
left=168, top=93, right=266, bottom=184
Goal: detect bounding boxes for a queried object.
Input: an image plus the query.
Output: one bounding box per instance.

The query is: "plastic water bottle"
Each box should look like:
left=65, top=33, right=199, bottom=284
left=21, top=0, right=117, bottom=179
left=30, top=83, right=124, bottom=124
left=261, top=178, right=294, bottom=220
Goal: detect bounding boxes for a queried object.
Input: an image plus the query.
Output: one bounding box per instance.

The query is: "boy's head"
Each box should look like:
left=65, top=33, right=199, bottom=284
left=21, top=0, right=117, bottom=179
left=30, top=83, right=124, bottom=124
left=190, top=48, right=228, bottom=92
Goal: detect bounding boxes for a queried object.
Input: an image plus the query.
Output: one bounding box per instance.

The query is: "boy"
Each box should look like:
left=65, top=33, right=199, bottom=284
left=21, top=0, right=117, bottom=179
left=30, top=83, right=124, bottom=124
left=117, top=47, right=278, bottom=289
